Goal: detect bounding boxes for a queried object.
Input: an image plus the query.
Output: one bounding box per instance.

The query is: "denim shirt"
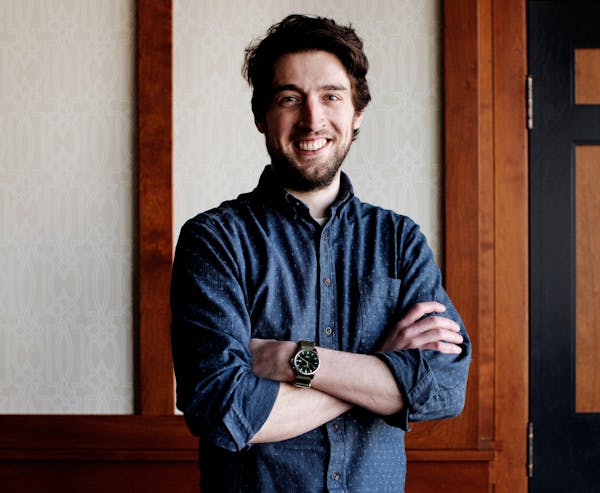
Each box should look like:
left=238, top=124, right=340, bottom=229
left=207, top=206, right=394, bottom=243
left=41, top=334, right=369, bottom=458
left=171, top=167, right=471, bottom=492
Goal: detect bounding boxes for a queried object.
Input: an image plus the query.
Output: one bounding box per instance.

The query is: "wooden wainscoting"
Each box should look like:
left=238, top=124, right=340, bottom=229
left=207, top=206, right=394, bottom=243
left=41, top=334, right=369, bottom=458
left=407, top=450, right=496, bottom=492
left=0, top=416, right=198, bottom=493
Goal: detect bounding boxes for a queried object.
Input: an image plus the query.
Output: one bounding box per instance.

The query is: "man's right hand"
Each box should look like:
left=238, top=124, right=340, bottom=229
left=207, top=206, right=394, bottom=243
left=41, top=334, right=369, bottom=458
left=378, top=301, right=464, bottom=354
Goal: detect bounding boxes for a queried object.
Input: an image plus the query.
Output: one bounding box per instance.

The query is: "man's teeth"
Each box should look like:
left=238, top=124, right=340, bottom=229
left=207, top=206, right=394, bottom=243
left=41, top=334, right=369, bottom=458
left=298, top=139, right=327, bottom=151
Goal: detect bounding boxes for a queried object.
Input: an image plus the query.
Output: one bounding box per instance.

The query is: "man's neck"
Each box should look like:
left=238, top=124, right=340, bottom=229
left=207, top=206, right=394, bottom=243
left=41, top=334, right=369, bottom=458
left=286, top=174, right=341, bottom=220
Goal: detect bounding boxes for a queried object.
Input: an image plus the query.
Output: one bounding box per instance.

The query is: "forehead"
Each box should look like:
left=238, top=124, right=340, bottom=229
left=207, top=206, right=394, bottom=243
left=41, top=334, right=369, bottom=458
left=271, top=50, right=351, bottom=90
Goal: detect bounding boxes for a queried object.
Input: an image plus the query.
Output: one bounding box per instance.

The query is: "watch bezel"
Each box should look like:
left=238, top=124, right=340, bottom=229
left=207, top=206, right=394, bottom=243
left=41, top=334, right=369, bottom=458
left=291, top=341, right=320, bottom=387
left=292, top=348, right=320, bottom=376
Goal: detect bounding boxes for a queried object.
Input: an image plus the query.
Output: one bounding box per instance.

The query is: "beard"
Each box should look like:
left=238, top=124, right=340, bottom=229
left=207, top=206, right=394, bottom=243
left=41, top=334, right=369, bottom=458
left=267, top=138, right=352, bottom=193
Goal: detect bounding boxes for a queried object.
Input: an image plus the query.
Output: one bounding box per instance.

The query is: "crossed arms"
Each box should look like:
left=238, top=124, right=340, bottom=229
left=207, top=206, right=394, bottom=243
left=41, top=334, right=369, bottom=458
left=249, top=301, right=464, bottom=443
left=171, top=215, right=471, bottom=452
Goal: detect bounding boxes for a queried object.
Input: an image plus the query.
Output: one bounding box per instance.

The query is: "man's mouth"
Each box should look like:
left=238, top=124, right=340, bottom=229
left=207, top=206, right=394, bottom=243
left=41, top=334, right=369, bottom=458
left=296, top=138, right=329, bottom=152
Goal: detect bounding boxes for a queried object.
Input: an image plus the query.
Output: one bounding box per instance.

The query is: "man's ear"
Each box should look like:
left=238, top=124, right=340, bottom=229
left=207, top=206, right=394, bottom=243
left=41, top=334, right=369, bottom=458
left=255, top=119, right=266, bottom=134
left=353, top=110, right=365, bottom=131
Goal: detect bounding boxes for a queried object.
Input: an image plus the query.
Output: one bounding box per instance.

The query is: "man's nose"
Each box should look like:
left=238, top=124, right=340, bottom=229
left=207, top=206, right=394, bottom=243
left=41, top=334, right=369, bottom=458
left=299, top=97, right=325, bottom=130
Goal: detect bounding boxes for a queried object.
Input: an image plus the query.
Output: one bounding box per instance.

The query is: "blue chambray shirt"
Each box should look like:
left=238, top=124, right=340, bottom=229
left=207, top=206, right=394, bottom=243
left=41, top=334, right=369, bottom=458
left=171, top=167, right=471, bottom=492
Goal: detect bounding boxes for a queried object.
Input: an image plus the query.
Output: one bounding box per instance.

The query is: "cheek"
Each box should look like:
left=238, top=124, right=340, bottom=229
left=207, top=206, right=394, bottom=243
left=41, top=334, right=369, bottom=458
left=265, top=115, right=292, bottom=139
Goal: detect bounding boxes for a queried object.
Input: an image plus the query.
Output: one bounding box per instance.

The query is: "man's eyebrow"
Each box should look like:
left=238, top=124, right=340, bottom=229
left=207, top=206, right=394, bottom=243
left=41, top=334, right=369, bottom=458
left=271, top=84, right=301, bottom=94
left=271, top=83, right=349, bottom=94
left=320, top=84, right=349, bottom=92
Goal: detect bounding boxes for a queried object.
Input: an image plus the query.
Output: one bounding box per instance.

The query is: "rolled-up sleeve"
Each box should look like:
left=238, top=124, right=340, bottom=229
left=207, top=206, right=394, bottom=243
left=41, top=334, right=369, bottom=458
left=376, top=219, right=471, bottom=430
left=170, top=217, right=279, bottom=452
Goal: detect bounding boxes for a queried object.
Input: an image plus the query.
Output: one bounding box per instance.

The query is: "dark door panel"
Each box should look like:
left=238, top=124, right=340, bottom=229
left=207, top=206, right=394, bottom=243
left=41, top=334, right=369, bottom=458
left=529, top=1, right=600, bottom=492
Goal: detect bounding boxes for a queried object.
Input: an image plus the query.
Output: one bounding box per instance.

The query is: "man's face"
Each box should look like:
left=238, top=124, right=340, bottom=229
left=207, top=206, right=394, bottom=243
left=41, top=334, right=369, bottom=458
left=257, top=50, right=364, bottom=192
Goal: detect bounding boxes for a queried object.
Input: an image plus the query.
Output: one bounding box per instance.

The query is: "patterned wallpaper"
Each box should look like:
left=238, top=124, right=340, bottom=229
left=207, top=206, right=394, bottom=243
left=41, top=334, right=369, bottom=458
left=0, top=1, right=135, bottom=413
left=174, top=0, right=442, bottom=257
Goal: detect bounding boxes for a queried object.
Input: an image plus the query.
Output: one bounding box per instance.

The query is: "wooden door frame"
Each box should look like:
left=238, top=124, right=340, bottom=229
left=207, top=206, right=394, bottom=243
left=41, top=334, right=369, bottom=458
left=0, top=1, right=528, bottom=492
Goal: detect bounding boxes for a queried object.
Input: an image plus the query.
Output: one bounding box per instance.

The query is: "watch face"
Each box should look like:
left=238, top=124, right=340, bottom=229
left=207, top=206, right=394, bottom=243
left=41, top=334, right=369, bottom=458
left=294, top=349, right=320, bottom=376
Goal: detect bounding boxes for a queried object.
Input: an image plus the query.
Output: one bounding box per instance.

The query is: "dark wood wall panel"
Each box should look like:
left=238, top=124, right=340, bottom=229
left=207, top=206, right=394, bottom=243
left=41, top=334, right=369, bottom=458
left=2, top=462, right=198, bottom=493
left=407, top=461, right=493, bottom=493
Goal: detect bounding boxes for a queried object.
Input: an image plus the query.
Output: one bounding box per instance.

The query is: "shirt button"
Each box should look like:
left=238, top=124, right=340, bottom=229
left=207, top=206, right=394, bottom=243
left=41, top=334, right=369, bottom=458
left=324, top=326, right=333, bottom=335
left=332, top=423, right=339, bottom=432
left=323, top=277, right=332, bottom=286
left=332, top=472, right=341, bottom=481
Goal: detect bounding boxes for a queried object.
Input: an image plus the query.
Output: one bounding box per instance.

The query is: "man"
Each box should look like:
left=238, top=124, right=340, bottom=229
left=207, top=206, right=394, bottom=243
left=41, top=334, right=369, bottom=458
left=171, top=14, right=470, bottom=492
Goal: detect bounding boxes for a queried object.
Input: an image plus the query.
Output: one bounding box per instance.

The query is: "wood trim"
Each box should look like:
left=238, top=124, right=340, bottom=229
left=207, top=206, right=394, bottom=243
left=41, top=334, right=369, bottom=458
left=0, top=415, right=493, bottom=463
left=0, top=416, right=196, bottom=460
left=137, top=0, right=174, bottom=415
left=492, top=1, right=528, bottom=490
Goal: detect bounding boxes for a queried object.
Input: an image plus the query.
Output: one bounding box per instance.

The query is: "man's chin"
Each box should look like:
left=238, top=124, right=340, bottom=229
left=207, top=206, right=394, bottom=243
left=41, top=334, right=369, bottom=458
left=271, top=162, right=339, bottom=192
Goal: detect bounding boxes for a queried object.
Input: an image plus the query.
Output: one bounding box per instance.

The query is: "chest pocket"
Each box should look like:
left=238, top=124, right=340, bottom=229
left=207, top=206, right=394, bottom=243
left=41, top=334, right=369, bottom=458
left=357, top=277, right=403, bottom=353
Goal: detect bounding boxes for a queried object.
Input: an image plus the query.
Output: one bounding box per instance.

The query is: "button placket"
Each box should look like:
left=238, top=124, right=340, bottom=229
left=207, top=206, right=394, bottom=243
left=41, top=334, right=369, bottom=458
left=318, top=223, right=344, bottom=490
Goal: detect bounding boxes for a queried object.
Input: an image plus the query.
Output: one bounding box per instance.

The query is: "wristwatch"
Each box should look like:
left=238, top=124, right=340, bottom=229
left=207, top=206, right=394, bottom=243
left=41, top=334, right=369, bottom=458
left=290, top=340, right=320, bottom=388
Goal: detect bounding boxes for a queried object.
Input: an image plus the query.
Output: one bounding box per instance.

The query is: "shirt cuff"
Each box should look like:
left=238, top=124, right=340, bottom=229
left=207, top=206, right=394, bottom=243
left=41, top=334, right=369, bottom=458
left=217, top=376, right=281, bottom=451
left=374, top=350, right=438, bottom=430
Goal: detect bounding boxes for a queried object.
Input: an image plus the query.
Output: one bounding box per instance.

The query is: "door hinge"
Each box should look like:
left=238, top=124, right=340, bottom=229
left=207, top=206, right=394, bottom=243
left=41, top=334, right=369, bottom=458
left=527, top=75, right=534, bottom=130
left=527, top=421, right=534, bottom=477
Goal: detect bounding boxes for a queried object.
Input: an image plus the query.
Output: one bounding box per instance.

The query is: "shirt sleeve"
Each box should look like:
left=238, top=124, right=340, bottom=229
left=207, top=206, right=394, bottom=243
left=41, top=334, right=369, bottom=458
left=170, top=216, right=280, bottom=452
left=375, top=218, right=471, bottom=430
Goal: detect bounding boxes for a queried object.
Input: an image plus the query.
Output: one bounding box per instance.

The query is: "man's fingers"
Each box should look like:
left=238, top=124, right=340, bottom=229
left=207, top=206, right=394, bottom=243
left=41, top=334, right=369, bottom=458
left=381, top=318, right=463, bottom=352
left=420, top=341, right=463, bottom=354
left=380, top=302, right=463, bottom=353
left=405, top=327, right=463, bottom=348
left=400, top=316, right=461, bottom=338
left=398, top=301, right=447, bottom=328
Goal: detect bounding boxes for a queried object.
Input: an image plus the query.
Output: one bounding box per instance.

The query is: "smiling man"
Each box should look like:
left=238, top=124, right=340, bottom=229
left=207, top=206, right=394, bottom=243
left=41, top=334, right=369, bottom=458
left=171, top=14, right=471, bottom=493
left=259, top=50, right=363, bottom=198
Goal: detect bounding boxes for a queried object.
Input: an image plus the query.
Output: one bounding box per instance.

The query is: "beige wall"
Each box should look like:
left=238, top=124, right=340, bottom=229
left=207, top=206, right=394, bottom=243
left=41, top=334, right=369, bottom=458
left=0, top=1, right=135, bottom=413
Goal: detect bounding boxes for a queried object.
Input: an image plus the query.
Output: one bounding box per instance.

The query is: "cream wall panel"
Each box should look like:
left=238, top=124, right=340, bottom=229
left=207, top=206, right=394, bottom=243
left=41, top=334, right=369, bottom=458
left=174, top=0, right=442, bottom=256
left=0, top=0, right=135, bottom=413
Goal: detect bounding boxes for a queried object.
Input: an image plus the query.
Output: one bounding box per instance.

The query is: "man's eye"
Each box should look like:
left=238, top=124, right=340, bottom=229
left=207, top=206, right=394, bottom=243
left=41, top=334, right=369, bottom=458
left=277, top=95, right=300, bottom=106
left=325, top=94, right=342, bottom=102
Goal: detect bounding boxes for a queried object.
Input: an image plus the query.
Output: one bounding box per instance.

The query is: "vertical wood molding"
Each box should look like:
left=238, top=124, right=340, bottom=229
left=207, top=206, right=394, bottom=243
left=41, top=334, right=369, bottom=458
left=443, top=0, right=488, bottom=450
left=137, top=0, right=174, bottom=415
left=475, top=0, right=497, bottom=447
left=492, top=1, right=528, bottom=491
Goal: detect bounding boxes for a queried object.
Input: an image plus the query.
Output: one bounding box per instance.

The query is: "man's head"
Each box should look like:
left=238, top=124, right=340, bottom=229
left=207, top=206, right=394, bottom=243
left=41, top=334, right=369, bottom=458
left=243, top=15, right=371, bottom=192
left=243, top=14, right=371, bottom=133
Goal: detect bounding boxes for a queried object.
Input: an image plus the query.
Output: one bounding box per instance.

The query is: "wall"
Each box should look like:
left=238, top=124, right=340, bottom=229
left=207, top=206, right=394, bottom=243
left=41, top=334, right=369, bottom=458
left=173, top=0, right=442, bottom=257
left=0, top=0, right=135, bottom=413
